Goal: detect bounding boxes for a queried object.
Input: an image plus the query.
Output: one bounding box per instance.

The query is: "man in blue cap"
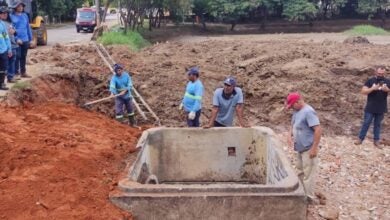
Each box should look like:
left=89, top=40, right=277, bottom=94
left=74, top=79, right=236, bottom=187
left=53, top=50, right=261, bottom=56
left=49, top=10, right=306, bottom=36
left=179, top=66, right=204, bottom=127
left=109, top=63, right=135, bottom=126
left=204, top=76, right=247, bottom=128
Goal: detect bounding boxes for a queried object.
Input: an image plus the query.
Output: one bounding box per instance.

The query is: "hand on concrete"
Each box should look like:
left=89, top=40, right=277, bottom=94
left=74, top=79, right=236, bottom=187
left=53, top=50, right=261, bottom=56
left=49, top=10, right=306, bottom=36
left=179, top=103, right=183, bottom=111
left=203, top=123, right=213, bottom=129
left=188, top=111, right=196, bottom=120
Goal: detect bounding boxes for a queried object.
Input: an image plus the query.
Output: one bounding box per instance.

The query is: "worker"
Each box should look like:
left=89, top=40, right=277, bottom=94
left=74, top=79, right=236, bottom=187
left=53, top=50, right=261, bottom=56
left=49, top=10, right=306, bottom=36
left=1, top=6, right=18, bottom=83
left=0, top=6, right=11, bottom=90
left=286, top=92, right=322, bottom=204
left=204, top=76, right=247, bottom=128
left=10, top=0, right=32, bottom=79
left=179, top=66, right=204, bottom=127
left=109, top=64, right=135, bottom=126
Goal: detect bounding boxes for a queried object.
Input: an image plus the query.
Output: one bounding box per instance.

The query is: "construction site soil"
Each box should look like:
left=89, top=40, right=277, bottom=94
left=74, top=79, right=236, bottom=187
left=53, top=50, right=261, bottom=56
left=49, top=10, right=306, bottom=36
left=0, top=36, right=389, bottom=219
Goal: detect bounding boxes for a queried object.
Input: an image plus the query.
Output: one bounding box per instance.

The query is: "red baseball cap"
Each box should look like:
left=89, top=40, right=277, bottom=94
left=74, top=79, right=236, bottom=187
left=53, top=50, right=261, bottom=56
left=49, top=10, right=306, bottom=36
left=286, top=92, right=301, bottom=109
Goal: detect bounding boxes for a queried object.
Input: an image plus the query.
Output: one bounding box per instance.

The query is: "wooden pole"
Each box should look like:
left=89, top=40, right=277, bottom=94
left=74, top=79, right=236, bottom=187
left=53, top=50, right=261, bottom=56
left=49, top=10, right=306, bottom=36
left=95, top=0, right=101, bottom=26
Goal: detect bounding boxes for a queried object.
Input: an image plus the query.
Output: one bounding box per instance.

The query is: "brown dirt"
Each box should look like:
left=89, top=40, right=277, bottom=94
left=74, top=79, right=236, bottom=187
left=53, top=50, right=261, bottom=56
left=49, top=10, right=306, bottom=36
left=1, top=33, right=389, bottom=219
left=0, top=102, right=142, bottom=219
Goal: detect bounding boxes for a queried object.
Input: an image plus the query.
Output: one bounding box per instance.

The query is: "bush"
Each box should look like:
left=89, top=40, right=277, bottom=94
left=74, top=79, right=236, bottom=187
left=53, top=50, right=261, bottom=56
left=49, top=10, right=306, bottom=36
left=344, top=25, right=389, bottom=36
left=98, top=30, right=150, bottom=51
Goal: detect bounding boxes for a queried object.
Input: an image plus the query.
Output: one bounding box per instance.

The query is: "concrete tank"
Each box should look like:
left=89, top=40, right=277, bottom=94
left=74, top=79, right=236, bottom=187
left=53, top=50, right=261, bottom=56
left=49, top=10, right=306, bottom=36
left=110, top=127, right=306, bottom=220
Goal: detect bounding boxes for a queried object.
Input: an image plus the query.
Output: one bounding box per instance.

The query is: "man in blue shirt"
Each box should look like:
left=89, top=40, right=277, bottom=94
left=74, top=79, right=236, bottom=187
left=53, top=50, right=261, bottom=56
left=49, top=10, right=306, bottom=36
left=0, top=6, right=11, bottom=90
left=286, top=92, right=322, bottom=204
left=204, top=77, right=247, bottom=128
left=109, top=64, right=135, bottom=126
left=10, top=1, right=32, bottom=78
left=180, top=66, right=204, bottom=127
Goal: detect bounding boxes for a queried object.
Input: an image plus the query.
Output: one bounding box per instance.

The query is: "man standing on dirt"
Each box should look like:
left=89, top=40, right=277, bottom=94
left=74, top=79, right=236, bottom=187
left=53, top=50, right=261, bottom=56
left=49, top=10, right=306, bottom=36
left=355, top=66, right=390, bottom=148
left=286, top=92, right=322, bottom=204
left=0, top=6, right=11, bottom=90
left=109, top=64, right=135, bottom=127
left=179, top=66, right=204, bottom=127
left=204, top=77, right=247, bottom=128
left=10, top=1, right=32, bottom=79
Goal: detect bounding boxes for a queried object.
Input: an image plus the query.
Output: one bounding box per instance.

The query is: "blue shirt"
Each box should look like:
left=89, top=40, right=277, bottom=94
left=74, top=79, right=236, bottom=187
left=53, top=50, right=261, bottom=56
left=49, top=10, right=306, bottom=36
left=109, top=72, right=133, bottom=99
left=0, top=21, right=11, bottom=54
left=291, top=104, right=320, bottom=153
left=10, top=12, right=32, bottom=42
left=212, top=87, right=244, bottom=126
left=182, top=79, right=204, bottom=112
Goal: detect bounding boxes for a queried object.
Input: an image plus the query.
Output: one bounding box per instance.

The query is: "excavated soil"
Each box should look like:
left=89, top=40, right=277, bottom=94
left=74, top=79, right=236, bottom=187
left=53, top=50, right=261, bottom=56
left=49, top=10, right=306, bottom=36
left=1, top=36, right=389, bottom=219
left=0, top=102, right=142, bottom=219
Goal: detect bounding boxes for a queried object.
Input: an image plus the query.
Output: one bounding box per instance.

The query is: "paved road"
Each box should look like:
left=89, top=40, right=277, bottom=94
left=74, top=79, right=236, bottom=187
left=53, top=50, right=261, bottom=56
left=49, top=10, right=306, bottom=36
left=0, top=14, right=119, bottom=98
left=47, top=13, right=119, bottom=46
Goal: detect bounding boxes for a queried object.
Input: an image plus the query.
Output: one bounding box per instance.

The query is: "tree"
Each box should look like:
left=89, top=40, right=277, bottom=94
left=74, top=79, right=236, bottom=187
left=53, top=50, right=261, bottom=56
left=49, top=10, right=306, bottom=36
left=210, top=0, right=263, bottom=30
left=282, top=0, right=317, bottom=21
left=193, top=0, right=210, bottom=29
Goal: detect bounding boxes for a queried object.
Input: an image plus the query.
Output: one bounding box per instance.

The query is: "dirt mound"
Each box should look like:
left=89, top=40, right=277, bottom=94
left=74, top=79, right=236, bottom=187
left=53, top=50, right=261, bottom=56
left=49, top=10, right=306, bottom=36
left=106, top=39, right=389, bottom=144
left=343, top=36, right=370, bottom=44
left=0, top=102, right=142, bottom=219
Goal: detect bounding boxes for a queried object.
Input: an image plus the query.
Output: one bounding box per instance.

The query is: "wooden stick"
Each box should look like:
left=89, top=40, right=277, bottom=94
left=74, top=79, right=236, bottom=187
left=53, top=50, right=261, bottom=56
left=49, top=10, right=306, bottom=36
left=84, top=94, right=121, bottom=106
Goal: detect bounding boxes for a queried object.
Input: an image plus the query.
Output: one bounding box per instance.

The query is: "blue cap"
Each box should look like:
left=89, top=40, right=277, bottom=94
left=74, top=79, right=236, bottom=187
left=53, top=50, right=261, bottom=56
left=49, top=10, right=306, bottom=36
left=187, top=66, right=199, bottom=75
left=224, top=77, right=236, bottom=86
left=11, top=1, right=25, bottom=9
left=113, top=63, right=123, bottom=73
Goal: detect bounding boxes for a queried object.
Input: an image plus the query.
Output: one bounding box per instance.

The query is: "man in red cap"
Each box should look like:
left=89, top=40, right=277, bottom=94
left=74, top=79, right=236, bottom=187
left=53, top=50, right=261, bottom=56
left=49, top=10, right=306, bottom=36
left=286, top=92, right=322, bottom=204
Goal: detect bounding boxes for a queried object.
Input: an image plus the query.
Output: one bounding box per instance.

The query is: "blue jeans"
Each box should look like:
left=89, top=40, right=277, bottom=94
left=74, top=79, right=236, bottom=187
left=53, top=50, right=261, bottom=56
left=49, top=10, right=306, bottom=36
left=187, top=110, right=201, bottom=127
left=16, top=41, right=29, bottom=74
left=7, top=48, right=17, bottom=80
left=358, top=111, right=384, bottom=141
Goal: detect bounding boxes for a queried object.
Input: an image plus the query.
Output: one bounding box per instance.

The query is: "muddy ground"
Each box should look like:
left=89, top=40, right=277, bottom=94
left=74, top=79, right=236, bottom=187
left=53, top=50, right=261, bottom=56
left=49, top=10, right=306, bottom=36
left=0, top=34, right=389, bottom=219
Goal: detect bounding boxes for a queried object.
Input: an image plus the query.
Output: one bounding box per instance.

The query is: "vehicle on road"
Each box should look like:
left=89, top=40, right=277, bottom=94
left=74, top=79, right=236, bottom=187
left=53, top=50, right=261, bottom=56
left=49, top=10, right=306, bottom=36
left=75, top=7, right=96, bottom=33
left=6, top=0, right=47, bottom=47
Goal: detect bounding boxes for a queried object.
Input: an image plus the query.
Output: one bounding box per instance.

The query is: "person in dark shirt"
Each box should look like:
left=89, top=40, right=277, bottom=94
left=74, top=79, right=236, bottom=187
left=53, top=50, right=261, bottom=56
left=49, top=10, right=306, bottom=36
left=355, top=66, right=390, bottom=148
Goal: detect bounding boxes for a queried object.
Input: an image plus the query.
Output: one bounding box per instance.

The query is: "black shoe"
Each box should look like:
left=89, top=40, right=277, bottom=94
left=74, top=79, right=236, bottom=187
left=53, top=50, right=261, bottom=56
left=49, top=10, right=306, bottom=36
left=21, top=73, right=32, bottom=78
left=0, top=84, right=9, bottom=90
left=7, top=79, right=17, bottom=83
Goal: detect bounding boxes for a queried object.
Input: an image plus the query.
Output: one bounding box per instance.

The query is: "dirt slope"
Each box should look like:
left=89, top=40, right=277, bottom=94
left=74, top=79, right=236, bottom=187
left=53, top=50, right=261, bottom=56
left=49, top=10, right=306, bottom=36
left=0, top=102, right=141, bottom=219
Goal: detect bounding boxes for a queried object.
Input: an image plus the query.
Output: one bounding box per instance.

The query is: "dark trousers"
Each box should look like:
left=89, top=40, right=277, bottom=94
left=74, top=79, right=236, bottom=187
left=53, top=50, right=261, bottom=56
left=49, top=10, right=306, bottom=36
left=213, top=121, right=226, bottom=127
left=115, top=96, right=134, bottom=120
left=7, top=48, right=17, bottom=80
left=186, top=110, right=201, bottom=127
left=358, top=111, right=385, bottom=141
left=0, top=51, right=8, bottom=85
left=16, top=41, right=29, bottom=74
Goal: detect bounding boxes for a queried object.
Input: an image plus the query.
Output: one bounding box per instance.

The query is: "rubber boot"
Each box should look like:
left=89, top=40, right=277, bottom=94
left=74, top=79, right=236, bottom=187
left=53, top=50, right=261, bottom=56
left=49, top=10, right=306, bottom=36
left=0, top=72, right=9, bottom=90
left=128, top=115, right=136, bottom=127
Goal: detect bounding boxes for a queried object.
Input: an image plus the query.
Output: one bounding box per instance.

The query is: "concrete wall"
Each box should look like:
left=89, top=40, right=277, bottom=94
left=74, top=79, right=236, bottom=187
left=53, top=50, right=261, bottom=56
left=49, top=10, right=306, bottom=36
left=116, top=127, right=306, bottom=220
left=132, top=128, right=269, bottom=183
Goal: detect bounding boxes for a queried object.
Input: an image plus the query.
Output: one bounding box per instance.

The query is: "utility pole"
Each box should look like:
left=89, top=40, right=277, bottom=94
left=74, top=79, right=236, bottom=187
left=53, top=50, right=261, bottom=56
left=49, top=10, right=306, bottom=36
left=95, top=0, right=101, bottom=26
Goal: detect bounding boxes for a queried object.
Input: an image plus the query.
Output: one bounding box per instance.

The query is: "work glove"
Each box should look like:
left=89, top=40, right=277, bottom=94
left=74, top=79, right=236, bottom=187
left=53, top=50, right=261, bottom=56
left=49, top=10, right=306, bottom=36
left=179, top=103, right=184, bottom=110
left=188, top=111, right=196, bottom=120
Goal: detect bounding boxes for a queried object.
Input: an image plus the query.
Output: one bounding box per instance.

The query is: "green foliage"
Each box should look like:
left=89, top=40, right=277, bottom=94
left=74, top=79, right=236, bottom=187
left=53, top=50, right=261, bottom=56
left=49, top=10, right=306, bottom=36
left=11, top=81, right=31, bottom=91
left=282, top=0, right=317, bottom=21
left=344, top=25, right=389, bottom=36
left=98, top=30, right=150, bottom=51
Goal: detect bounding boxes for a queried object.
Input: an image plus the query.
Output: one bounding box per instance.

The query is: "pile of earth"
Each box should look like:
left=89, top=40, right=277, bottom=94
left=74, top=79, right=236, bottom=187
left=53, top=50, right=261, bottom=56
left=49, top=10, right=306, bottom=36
left=0, top=102, right=142, bottom=219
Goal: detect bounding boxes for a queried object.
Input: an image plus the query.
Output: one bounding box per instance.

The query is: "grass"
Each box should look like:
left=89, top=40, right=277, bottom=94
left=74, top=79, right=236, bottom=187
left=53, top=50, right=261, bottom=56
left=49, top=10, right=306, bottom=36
left=11, top=81, right=31, bottom=91
left=98, top=29, right=150, bottom=51
left=344, top=25, right=389, bottom=36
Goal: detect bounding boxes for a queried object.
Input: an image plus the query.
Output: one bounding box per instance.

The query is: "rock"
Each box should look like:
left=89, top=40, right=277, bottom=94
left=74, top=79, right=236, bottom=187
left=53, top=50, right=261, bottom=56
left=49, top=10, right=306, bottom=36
left=86, top=58, right=96, bottom=65
left=319, top=207, right=339, bottom=220
left=343, top=36, right=370, bottom=44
